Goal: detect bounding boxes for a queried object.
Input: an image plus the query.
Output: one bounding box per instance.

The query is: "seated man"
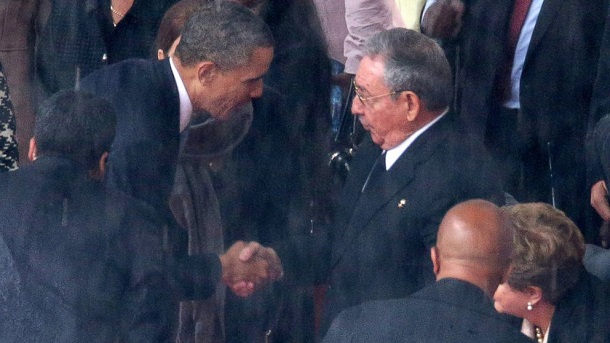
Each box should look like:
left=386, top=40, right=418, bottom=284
left=0, top=90, right=174, bottom=341
left=323, top=199, right=530, bottom=342
left=0, top=90, right=270, bottom=342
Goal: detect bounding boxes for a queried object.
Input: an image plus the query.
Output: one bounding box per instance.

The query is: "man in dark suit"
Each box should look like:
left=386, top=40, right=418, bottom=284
left=79, top=2, right=282, bottom=299
left=323, top=199, right=531, bottom=343
left=271, top=28, right=504, bottom=337
left=0, top=90, right=177, bottom=341
left=423, top=0, right=609, bottom=238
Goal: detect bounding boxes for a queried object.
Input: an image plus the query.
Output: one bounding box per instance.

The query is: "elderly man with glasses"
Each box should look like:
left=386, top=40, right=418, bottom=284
left=271, top=28, right=504, bottom=340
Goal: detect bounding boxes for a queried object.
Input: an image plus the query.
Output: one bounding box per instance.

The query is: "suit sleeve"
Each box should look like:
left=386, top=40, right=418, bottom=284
left=110, top=197, right=222, bottom=342
left=273, top=223, right=333, bottom=286
left=587, top=114, right=610, bottom=188
left=117, top=201, right=178, bottom=343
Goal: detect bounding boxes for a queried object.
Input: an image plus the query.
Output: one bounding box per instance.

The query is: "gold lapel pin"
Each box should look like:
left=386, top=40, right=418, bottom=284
left=398, top=199, right=407, bottom=208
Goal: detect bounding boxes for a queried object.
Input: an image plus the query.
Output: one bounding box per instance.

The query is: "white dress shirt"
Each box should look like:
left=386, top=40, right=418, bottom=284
left=169, top=57, right=193, bottom=132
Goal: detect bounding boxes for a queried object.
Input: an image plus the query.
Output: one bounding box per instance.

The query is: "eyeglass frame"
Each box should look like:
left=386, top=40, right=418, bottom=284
left=352, top=79, right=405, bottom=104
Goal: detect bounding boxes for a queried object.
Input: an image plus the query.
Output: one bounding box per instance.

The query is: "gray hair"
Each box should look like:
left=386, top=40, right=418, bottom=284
left=362, top=28, right=452, bottom=111
left=175, top=1, right=274, bottom=70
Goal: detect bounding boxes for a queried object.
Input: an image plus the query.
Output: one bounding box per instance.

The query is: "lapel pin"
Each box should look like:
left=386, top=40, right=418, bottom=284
left=398, top=199, right=407, bottom=208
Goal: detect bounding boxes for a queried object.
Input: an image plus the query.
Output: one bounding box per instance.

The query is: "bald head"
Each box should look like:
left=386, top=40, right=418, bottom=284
left=432, top=199, right=513, bottom=296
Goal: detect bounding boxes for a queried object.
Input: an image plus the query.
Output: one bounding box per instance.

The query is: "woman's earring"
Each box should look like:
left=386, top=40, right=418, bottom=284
left=527, top=302, right=533, bottom=311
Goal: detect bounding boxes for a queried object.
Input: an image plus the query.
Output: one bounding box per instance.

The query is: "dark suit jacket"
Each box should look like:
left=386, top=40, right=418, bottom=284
left=0, top=156, right=176, bottom=342
left=590, top=4, right=610, bottom=133
left=36, top=0, right=178, bottom=96
left=458, top=0, right=608, bottom=229
left=548, top=270, right=610, bottom=343
left=459, top=0, right=608, bottom=141
left=80, top=59, right=222, bottom=300
left=587, top=113, right=610, bottom=187
left=323, top=278, right=531, bottom=343
left=81, top=59, right=179, bottom=216
left=0, top=233, right=51, bottom=342
left=278, top=115, right=504, bottom=335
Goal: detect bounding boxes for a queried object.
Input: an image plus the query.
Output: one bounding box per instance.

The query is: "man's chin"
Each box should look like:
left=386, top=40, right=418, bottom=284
left=370, top=132, right=382, bottom=146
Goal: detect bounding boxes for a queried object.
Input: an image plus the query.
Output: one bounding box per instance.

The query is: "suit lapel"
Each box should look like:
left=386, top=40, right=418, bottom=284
left=331, top=116, right=453, bottom=266
left=526, top=0, right=562, bottom=61
left=332, top=139, right=381, bottom=242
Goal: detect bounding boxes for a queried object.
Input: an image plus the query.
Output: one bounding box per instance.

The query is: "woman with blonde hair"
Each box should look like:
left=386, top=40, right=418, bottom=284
left=494, top=203, right=610, bottom=342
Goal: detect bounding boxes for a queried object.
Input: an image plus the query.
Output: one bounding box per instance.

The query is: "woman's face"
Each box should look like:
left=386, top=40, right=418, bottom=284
left=493, top=282, right=532, bottom=318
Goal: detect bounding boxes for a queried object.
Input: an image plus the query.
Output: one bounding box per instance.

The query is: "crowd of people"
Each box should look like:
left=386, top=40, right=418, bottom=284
left=1, top=0, right=610, bottom=342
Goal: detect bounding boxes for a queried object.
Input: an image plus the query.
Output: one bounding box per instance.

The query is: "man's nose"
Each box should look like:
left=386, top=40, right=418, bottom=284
left=351, top=96, right=364, bottom=116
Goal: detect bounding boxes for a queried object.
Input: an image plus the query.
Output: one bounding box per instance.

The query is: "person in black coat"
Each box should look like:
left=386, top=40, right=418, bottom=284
left=270, top=28, right=504, bottom=338
left=0, top=90, right=176, bottom=342
left=36, top=0, right=180, bottom=96
left=323, top=200, right=531, bottom=343
left=424, top=0, right=609, bottom=237
left=494, top=203, right=610, bottom=342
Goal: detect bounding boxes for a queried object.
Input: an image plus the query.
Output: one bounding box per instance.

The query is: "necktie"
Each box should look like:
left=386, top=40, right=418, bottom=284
left=497, top=0, right=534, bottom=102
left=362, top=152, right=386, bottom=192
left=508, top=0, right=533, bottom=50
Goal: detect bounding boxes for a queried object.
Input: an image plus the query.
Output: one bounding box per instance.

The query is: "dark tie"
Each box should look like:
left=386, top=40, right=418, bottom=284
left=497, top=0, right=533, bottom=102
left=362, top=152, right=386, bottom=192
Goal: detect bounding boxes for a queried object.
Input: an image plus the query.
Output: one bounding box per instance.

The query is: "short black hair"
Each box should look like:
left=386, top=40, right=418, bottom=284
left=35, top=90, right=116, bottom=169
left=175, top=1, right=274, bottom=69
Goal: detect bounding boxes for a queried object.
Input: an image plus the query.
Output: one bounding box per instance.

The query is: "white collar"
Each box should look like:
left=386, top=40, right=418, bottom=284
left=384, top=110, right=447, bottom=170
left=169, top=57, right=193, bottom=132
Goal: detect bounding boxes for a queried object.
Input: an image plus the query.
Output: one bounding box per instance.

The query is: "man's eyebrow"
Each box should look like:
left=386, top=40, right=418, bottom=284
left=244, top=73, right=266, bottom=82
left=354, top=81, right=371, bottom=94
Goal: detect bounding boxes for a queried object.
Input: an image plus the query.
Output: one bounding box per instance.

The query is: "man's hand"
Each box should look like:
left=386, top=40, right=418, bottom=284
left=421, top=0, right=465, bottom=39
left=219, top=241, right=283, bottom=297
left=591, top=180, right=610, bottom=221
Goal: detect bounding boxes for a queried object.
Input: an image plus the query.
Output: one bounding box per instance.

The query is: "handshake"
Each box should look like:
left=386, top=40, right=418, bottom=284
left=219, top=241, right=284, bottom=297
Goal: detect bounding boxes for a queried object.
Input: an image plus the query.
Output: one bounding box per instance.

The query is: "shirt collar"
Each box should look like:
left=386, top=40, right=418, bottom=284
left=385, top=109, right=447, bottom=170
left=169, top=57, right=193, bottom=132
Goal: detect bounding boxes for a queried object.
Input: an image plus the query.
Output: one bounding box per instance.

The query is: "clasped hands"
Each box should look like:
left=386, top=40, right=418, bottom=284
left=219, top=241, right=283, bottom=297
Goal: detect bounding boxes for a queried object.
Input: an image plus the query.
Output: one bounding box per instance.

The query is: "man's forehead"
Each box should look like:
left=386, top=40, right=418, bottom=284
left=355, top=56, right=387, bottom=88
left=240, top=46, right=273, bottom=78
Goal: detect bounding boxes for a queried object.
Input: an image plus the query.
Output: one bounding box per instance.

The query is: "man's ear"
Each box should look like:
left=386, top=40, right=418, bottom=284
left=400, top=91, right=421, bottom=122
left=89, top=152, right=109, bottom=181
left=431, top=246, right=440, bottom=276
left=157, top=49, right=166, bottom=61
left=28, top=137, right=37, bottom=161
left=98, top=152, right=109, bottom=178
left=197, top=61, right=218, bottom=85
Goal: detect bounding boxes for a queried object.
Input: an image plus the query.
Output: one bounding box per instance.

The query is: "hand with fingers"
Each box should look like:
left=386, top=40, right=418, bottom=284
left=219, top=241, right=283, bottom=297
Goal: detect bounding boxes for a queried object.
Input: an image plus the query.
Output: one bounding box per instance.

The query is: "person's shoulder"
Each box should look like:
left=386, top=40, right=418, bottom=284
left=81, top=59, right=167, bottom=87
left=324, top=299, right=410, bottom=343
left=0, top=166, right=44, bottom=201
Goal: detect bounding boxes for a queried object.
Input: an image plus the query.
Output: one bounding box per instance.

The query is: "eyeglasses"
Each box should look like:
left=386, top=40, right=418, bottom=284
left=352, top=79, right=403, bottom=104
